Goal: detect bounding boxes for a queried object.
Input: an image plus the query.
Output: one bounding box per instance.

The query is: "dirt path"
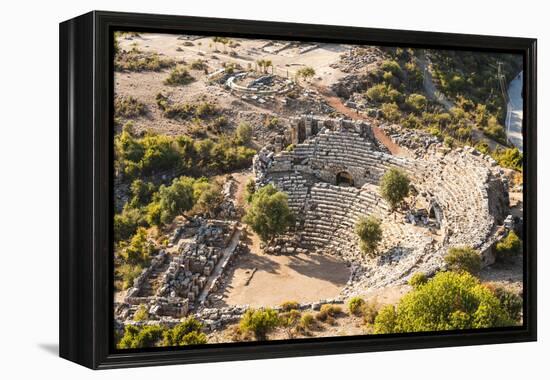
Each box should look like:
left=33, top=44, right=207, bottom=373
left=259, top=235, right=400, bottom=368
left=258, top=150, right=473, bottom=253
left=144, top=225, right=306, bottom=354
left=314, top=85, right=405, bottom=156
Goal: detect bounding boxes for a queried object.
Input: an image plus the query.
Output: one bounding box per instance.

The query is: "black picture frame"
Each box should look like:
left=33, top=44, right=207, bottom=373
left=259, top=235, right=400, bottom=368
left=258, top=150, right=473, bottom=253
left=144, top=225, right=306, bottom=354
left=59, top=10, right=537, bottom=369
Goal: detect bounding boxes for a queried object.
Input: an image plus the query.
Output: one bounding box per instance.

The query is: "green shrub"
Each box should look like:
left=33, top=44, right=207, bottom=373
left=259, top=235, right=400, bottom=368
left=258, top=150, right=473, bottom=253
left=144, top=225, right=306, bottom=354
left=366, top=83, right=402, bottom=103
left=117, top=325, right=164, bottom=349
left=402, top=114, right=421, bottom=129
left=380, top=168, right=410, bottom=209
left=279, top=309, right=301, bottom=329
left=484, top=117, right=507, bottom=144
left=244, top=185, right=295, bottom=242
left=192, top=181, right=224, bottom=217
left=280, top=301, right=300, bottom=312
left=195, top=102, right=217, bottom=118
left=239, top=308, right=280, bottom=340
left=408, top=272, right=428, bottom=288
left=121, top=227, right=156, bottom=266
left=154, top=176, right=196, bottom=225
left=381, top=102, right=401, bottom=122
left=444, top=136, right=455, bottom=148
left=445, top=246, right=482, bottom=274
left=133, top=304, right=149, bottom=321
left=405, top=93, right=427, bottom=113
left=496, top=230, right=521, bottom=258
left=491, top=286, right=523, bottom=322
left=235, top=122, right=253, bottom=145
left=115, top=48, right=175, bottom=72
left=115, top=96, right=147, bottom=118
left=299, top=313, right=315, bottom=330
left=114, top=205, right=145, bottom=242
left=190, top=59, right=207, bottom=70
left=164, top=66, right=195, bottom=86
left=373, top=271, right=513, bottom=333
left=162, top=317, right=206, bottom=346
left=285, top=143, right=295, bottom=152
left=348, top=297, right=366, bottom=316
left=266, top=117, right=279, bottom=129
left=316, top=304, right=343, bottom=322
left=116, top=263, right=144, bottom=290
left=492, top=147, right=523, bottom=172
left=245, top=178, right=256, bottom=203
left=380, top=60, right=402, bottom=76
left=355, top=216, right=383, bottom=256
left=361, top=301, right=379, bottom=325
left=373, top=305, right=397, bottom=334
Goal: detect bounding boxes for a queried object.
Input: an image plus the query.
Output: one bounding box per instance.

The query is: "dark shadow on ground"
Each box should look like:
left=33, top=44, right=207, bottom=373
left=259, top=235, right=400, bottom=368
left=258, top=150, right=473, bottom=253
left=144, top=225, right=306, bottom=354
left=286, top=253, right=349, bottom=286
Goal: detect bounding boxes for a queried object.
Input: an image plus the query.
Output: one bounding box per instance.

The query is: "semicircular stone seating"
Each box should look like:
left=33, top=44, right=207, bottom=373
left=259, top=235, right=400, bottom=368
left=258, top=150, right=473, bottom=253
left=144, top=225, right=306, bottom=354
left=260, top=125, right=507, bottom=291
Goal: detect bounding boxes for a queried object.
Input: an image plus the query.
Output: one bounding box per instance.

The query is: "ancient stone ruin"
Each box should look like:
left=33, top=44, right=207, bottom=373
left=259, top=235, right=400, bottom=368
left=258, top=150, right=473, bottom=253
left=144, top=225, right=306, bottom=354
left=253, top=115, right=511, bottom=296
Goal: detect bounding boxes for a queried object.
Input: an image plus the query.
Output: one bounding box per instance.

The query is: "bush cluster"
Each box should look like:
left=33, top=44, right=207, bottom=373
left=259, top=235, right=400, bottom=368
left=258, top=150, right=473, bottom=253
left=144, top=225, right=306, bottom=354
left=117, top=317, right=206, bottom=349
left=115, top=47, right=176, bottom=72
left=115, top=125, right=255, bottom=181
left=444, top=246, right=482, bottom=274
left=239, top=308, right=280, bottom=341
left=163, top=66, right=195, bottom=86
left=115, top=96, right=147, bottom=118
left=373, top=271, right=515, bottom=334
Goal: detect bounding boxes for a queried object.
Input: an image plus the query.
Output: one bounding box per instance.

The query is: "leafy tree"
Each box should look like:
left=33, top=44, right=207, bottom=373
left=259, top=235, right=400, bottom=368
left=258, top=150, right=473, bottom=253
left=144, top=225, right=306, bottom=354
left=155, top=176, right=196, bottom=225
left=129, top=179, right=156, bottom=208
left=379, top=168, right=410, bottom=209
left=355, top=216, right=383, bottom=256
left=114, top=205, right=144, bottom=242
left=239, top=308, right=280, bottom=340
left=162, top=317, right=207, bottom=346
left=445, top=246, right=482, bottom=274
left=244, top=185, right=295, bottom=242
left=373, top=271, right=513, bottom=333
left=122, top=227, right=156, bottom=266
left=193, top=181, right=224, bottom=217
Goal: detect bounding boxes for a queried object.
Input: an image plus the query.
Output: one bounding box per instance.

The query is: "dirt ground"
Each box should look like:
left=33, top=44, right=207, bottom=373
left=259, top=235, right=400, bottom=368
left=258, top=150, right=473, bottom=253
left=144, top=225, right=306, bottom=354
left=115, top=33, right=345, bottom=136
left=479, top=255, right=524, bottom=294
left=219, top=244, right=350, bottom=307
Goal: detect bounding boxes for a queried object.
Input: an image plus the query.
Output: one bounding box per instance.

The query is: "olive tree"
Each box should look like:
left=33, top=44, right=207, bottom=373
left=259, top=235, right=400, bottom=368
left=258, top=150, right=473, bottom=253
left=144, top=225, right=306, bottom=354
left=355, top=216, right=383, bottom=256
left=379, top=168, right=410, bottom=210
left=243, top=184, right=294, bottom=242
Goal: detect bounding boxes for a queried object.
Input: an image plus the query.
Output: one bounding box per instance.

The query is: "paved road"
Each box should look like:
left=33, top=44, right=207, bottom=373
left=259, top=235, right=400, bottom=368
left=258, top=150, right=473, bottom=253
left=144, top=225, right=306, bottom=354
left=506, top=71, right=523, bottom=152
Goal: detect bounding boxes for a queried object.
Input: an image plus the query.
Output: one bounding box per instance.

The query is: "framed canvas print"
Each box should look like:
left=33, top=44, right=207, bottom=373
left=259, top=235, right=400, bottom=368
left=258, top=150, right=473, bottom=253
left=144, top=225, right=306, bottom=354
left=59, top=11, right=537, bottom=369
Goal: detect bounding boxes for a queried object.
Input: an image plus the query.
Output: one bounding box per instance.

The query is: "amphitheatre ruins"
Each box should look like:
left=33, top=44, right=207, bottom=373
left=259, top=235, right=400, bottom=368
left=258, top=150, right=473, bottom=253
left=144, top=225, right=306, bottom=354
left=113, top=32, right=524, bottom=345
